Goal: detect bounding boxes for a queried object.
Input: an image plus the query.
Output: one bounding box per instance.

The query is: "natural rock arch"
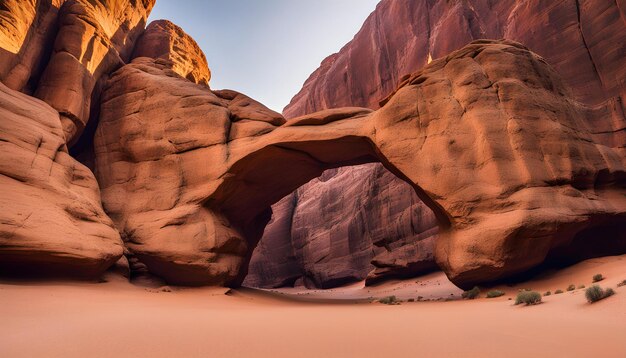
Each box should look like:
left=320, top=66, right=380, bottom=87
left=205, top=112, right=452, bottom=286
left=94, top=40, right=626, bottom=288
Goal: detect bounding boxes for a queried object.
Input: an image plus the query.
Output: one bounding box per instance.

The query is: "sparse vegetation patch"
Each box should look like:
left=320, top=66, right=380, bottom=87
left=486, top=290, right=505, bottom=298
left=379, top=295, right=400, bottom=305
left=592, top=274, right=604, bottom=282
left=515, top=291, right=542, bottom=305
left=585, top=285, right=615, bottom=303
left=462, top=286, right=480, bottom=300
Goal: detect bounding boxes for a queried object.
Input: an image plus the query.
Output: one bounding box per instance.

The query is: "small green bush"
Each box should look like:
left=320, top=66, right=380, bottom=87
left=585, top=285, right=615, bottom=303
left=617, top=280, right=626, bottom=287
left=567, top=284, right=575, bottom=291
left=462, top=286, right=480, bottom=300
left=486, top=290, right=505, bottom=298
left=515, top=291, right=542, bottom=305
left=379, top=295, right=400, bottom=305
left=544, top=291, right=551, bottom=296
left=555, top=289, right=564, bottom=294
left=592, top=274, right=604, bottom=282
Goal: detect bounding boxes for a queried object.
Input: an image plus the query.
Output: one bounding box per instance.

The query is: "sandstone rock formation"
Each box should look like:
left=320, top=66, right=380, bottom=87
left=94, top=40, right=626, bottom=288
left=133, top=19, right=211, bottom=86
left=0, top=82, right=123, bottom=278
left=34, top=0, right=154, bottom=144
left=0, top=0, right=63, bottom=94
left=250, top=0, right=626, bottom=288
left=93, top=57, right=286, bottom=285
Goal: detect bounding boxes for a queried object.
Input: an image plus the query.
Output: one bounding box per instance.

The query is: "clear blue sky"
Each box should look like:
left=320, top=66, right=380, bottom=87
left=148, top=0, right=380, bottom=113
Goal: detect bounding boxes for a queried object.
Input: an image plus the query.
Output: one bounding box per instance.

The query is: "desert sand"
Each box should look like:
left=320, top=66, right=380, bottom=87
left=2, top=255, right=625, bottom=358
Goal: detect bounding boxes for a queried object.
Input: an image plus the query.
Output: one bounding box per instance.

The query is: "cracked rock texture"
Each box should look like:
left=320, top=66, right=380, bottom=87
left=247, top=0, right=626, bottom=289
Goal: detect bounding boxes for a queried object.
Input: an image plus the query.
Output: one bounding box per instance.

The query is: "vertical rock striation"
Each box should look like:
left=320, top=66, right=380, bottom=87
left=34, top=0, right=155, bottom=144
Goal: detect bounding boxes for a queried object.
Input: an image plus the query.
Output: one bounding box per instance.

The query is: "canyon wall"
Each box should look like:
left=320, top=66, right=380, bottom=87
left=246, top=0, right=626, bottom=288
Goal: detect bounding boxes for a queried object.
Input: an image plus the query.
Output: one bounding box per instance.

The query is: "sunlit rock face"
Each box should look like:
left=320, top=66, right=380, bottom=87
left=249, top=0, right=626, bottom=289
left=132, top=19, right=211, bottom=86
left=0, top=0, right=63, bottom=94
left=34, top=0, right=154, bottom=144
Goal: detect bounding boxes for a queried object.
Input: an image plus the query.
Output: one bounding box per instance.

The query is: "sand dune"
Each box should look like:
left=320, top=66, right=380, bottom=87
left=1, top=255, right=625, bottom=358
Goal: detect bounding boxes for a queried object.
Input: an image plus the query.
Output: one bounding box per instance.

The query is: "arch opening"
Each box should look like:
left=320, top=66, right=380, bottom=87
left=243, top=162, right=445, bottom=289
left=205, top=133, right=450, bottom=288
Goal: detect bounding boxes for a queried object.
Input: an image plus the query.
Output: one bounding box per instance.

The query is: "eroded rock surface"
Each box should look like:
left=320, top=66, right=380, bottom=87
left=251, top=0, right=626, bottom=289
left=0, top=82, right=123, bottom=278
left=133, top=19, right=211, bottom=86
left=34, top=0, right=155, bottom=144
left=94, top=41, right=626, bottom=288
left=93, top=57, right=290, bottom=285
left=0, top=0, right=64, bottom=93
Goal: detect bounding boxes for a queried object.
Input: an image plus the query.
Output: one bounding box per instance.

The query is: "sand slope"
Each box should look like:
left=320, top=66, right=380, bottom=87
left=1, top=256, right=625, bottom=358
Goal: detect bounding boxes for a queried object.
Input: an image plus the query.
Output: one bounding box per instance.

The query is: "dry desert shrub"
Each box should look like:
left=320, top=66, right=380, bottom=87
left=486, top=290, right=505, bottom=298
left=515, top=291, right=542, bottom=305
left=379, top=295, right=400, bottom=305
left=462, top=286, right=480, bottom=300
left=585, top=285, right=615, bottom=303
